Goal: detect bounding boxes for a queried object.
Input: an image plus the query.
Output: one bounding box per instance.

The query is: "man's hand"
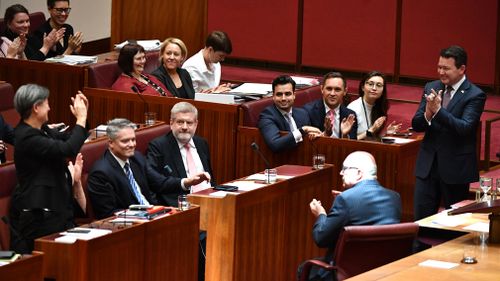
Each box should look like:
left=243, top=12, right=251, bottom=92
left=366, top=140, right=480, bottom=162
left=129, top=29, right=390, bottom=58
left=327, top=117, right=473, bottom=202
left=323, top=115, right=333, bottom=136
left=185, top=172, right=211, bottom=187
left=309, top=198, right=326, bottom=217
left=425, top=88, right=442, bottom=119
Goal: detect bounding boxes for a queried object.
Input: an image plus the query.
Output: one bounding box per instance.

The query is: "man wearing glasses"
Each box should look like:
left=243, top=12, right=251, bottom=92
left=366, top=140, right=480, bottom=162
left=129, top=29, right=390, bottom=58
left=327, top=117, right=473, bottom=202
left=301, top=151, right=401, bottom=281
left=304, top=72, right=357, bottom=139
left=33, top=0, right=83, bottom=58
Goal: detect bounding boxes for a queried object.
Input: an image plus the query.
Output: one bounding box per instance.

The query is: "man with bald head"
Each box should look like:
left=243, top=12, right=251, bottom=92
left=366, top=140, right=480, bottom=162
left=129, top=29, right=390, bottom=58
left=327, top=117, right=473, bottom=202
left=302, top=151, right=401, bottom=280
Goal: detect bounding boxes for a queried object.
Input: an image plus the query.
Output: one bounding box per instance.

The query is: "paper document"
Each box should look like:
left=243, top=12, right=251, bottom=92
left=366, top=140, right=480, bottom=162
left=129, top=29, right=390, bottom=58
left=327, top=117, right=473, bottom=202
left=45, top=55, right=98, bottom=65
left=114, top=40, right=161, bottom=51
left=431, top=212, right=471, bottom=227
left=228, top=83, right=272, bottom=96
left=59, top=228, right=112, bottom=241
left=290, top=76, right=319, bottom=86
left=226, top=181, right=266, bottom=191
left=418, top=260, right=459, bottom=269
left=463, top=222, right=489, bottom=233
left=209, top=190, right=239, bottom=197
left=245, top=173, right=294, bottom=181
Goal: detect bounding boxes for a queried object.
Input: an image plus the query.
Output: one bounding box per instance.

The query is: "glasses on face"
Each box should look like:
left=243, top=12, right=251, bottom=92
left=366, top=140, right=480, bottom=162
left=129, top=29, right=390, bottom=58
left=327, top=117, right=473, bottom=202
left=365, top=81, right=384, bottom=89
left=53, top=8, right=71, bottom=15
left=341, top=166, right=359, bottom=172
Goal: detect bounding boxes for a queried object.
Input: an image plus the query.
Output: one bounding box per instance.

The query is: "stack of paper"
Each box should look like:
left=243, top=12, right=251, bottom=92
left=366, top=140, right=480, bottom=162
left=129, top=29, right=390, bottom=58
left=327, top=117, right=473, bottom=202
left=114, top=40, right=161, bottom=51
left=45, top=55, right=98, bottom=65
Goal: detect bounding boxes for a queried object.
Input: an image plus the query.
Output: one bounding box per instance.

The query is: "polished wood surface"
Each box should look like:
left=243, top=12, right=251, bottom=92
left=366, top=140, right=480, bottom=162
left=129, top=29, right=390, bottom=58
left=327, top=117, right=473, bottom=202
left=346, top=233, right=500, bottom=281
left=35, top=207, right=200, bottom=281
left=111, top=0, right=207, bottom=52
left=416, top=210, right=489, bottom=233
left=189, top=164, right=335, bottom=281
left=83, top=87, right=239, bottom=184
left=0, top=58, right=86, bottom=125
left=236, top=126, right=422, bottom=221
left=0, top=251, right=44, bottom=281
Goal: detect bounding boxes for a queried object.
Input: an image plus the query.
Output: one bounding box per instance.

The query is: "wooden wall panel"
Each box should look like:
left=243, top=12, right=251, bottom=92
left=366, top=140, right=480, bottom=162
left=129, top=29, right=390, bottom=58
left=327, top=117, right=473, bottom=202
left=301, top=0, right=398, bottom=74
left=400, top=0, right=498, bottom=85
left=111, top=0, right=207, bottom=54
left=207, top=0, right=299, bottom=63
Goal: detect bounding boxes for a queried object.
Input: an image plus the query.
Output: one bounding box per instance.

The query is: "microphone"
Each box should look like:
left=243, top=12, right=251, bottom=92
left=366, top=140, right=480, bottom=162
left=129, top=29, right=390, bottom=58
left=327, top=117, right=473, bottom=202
left=131, top=85, right=149, bottom=113
left=250, top=142, right=270, bottom=170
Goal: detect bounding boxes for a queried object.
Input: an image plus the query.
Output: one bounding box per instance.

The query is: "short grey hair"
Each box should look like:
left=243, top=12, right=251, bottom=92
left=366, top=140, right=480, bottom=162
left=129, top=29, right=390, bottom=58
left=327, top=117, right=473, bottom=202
left=106, top=118, right=137, bottom=140
left=14, top=84, right=50, bottom=120
left=170, top=102, right=198, bottom=120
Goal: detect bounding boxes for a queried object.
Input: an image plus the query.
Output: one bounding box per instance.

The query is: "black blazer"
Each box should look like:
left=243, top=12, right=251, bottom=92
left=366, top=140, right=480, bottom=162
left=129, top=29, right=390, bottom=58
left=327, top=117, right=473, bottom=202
left=257, top=105, right=311, bottom=153
left=0, top=114, right=14, bottom=163
left=151, top=65, right=195, bottom=99
left=87, top=150, right=157, bottom=219
left=32, top=19, right=75, bottom=59
left=412, top=78, right=486, bottom=184
left=303, top=99, right=358, bottom=139
left=146, top=132, right=215, bottom=206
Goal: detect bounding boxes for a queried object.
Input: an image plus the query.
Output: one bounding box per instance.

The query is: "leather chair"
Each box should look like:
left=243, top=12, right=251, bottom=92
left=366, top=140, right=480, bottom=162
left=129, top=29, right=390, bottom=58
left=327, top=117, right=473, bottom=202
left=0, top=163, right=17, bottom=250
left=299, top=222, right=419, bottom=281
left=86, top=61, right=122, bottom=89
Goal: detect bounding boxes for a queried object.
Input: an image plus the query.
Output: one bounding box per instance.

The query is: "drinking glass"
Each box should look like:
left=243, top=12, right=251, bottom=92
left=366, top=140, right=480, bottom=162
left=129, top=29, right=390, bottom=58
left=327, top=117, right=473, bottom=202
left=479, top=177, right=492, bottom=202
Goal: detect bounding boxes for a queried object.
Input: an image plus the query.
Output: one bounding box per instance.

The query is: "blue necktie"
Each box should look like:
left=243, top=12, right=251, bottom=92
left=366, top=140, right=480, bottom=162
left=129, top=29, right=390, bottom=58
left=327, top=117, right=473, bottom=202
left=124, top=163, right=147, bottom=204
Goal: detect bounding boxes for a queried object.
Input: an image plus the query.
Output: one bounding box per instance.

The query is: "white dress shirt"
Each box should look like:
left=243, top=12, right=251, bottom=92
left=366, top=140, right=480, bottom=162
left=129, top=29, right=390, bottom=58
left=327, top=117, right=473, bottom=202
left=182, top=50, right=221, bottom=92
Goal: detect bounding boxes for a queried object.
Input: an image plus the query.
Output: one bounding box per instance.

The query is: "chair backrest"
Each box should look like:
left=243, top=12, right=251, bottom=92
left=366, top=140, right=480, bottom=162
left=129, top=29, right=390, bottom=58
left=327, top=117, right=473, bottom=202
left=333, top=222, right=419, bottom=280
left=0, top=82, right=15, bottom=112
left=86, top=61, right=122, bottom=89
left=0, top=163, right=17, bottom=250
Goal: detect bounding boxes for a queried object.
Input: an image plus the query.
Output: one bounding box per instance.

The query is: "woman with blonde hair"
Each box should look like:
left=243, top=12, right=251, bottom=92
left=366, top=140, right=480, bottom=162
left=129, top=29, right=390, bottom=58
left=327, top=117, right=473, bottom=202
left=152, top=37, right=195, bottom=99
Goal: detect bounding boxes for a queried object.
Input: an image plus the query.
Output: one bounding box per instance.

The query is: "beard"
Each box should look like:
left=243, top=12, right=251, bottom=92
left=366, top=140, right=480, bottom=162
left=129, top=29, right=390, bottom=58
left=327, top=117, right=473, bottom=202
left=174, top=131, right=193, bottom=144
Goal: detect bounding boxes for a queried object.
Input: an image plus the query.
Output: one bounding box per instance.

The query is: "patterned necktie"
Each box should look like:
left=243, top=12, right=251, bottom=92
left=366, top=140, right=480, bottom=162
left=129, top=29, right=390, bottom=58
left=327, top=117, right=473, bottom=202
left=442, top=86, right=453, bottom=109
left=328, top=109, right=337, bottom=138
left=284, top=112, right=297, bottom=131
left=124, top=163, right=147, bottom=204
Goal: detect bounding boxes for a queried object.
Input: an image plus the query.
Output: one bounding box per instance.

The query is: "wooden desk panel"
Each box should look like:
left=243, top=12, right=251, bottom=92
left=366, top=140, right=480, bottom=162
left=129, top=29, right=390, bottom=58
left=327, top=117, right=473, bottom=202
left=346, top=233, right=500, bottom=281
left=84, top=87, right=239, bottom=184
left=0, top=58, right=85, bottom=125
left=236, top=126, right=422, bottom=221
left=189, top=165, right=334, bottom=281
left=35, top=207, right=199, bottom=281
left=0, top=251, right=44, bottom=281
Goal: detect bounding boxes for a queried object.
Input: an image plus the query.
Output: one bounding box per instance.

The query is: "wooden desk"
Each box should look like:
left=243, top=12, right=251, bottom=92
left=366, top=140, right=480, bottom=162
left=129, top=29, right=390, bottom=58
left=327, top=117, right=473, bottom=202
left=236, top=126, right=422, bottom=221
left=189, top=164, right=335, bottom=281
left=416, top=210, right=489, bottom=233
left=346, top=233, right=500, bottom=281
left=35, top=207, right=200, bottom=281
left=0, top=251, right=44, bottom=281
left=84, top=87, right=240, bottom=184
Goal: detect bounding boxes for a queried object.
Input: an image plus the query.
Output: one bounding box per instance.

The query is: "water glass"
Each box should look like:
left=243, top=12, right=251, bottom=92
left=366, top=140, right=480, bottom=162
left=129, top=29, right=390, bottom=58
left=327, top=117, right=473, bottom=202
left=264, top=168, right=277, bottom=184
left=144, top=112, right=157, bottom=126
left=479, top=177, right=492, bottom=202
left=312, top=154, right=325, bottom=170
left=461, top=245, right=477, bottom=264
left=177, top=195, right=190, bottom=211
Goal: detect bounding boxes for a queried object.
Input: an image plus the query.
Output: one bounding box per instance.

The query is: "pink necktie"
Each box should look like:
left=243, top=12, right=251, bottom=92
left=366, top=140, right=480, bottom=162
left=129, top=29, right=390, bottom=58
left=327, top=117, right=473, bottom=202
left=328, top=110, right=336, bottom=137
left=185, top=144, right=207, bottom=193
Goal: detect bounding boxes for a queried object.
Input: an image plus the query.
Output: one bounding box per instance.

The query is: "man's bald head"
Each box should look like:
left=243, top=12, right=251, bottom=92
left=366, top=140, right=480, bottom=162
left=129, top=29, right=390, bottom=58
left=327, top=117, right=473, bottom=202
left=341, top=151, right=377, bottom=188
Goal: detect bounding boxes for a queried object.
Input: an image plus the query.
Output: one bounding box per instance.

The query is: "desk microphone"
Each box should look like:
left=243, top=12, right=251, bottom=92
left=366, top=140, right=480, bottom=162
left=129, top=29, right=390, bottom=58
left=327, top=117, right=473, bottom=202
left=250, top=142, right=270, bottom=170
left=131, top=85, right=149, bottom=113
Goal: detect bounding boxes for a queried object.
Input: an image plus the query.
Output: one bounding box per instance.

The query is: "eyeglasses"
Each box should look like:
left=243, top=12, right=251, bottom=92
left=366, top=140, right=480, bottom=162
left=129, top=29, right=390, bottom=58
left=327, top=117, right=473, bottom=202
left=341, top=166, right=359, bottom=172
left=53, top=8, right=71, bottom=15
left=365, top=81, right=384, bottom=89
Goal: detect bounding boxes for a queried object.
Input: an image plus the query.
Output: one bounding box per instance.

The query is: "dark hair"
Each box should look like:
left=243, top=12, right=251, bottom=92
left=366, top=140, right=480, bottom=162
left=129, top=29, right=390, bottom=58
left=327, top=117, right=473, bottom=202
left=117, top=43, right=145, bottom=75
left=272, top=75, right=296, bottom=93
left=47, top=0, right=70, bottom=9
left=440, top=45, right=467, bottom=69
left=321, top=72, right=346, bottom=89
left=205, top=31, right=232, bottom=54
left=358, top=71, right=389, bottom=124
left=3, top=4, right=29, bottom=37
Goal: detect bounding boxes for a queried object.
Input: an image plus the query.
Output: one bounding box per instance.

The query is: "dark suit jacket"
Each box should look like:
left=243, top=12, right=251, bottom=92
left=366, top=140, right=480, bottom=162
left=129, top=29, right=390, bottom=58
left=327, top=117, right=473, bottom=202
left=303, top=99, right=358, bottom=139
left=87, top=150, right=157, bottom=219
left=146, top=132, right=215, bottom=206
left=258, top=105, right=311, bottom=153
left=10, top=122, right=87, bottom=252
left=32, top=20, right=74, bottom=59
left=412, top=78, right=486, bottom=184
left=0, top=114, right=14, bottom=163
left=312, top=179, right=401, bottom=263
left=151, top=65, right=195, bottom=99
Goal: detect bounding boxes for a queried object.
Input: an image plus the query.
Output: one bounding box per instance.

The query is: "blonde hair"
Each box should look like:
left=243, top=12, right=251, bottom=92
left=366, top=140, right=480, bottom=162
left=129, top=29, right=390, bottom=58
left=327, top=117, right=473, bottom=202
left=159, top=37, right=188, bottom=64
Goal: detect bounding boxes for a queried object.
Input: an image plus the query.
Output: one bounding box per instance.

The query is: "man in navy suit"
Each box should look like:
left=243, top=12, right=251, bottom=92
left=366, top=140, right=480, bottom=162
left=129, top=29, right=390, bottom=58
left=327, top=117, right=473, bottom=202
left=258, top=75, right=321, bottom=152
left=412, top=45, right=486, bottom=220
left=87, top=118, right=157, bottom=219
left=146, top=101, right=214, bottom=207
left=304, top=72, right=357, bottom=139
left=301, top=151, right=401, bottom=280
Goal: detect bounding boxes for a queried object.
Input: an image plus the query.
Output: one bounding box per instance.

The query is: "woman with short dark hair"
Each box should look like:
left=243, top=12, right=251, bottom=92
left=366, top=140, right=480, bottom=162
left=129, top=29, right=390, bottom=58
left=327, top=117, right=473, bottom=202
left=112, top=43, right=172, bottom=96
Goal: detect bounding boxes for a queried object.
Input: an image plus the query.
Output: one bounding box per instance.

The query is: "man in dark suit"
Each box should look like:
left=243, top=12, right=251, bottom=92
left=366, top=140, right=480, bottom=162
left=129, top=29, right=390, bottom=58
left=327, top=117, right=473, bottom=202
left=0, top=114, right=14, bottom=163
left=87, top=118, right=157, bottom=219
left=301, top=151, right=401, bottom=280
left=412, top=45, right=486, bottom=220
left=304, top=72, right=357, bottom=139
left=258, top=75, right=321, bottom=152
left=146, top=102, right=215, bottom=207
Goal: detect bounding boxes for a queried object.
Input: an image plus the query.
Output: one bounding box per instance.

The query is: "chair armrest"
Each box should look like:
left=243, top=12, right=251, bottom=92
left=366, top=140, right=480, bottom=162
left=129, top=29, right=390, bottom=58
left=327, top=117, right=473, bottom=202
left=299, top=259, right=336, bottom=281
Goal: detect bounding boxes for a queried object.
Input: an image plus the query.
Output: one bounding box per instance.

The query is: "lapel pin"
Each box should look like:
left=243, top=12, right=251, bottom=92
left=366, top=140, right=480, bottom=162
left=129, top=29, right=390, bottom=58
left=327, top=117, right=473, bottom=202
left=461, top=90, right=464, bottom=93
